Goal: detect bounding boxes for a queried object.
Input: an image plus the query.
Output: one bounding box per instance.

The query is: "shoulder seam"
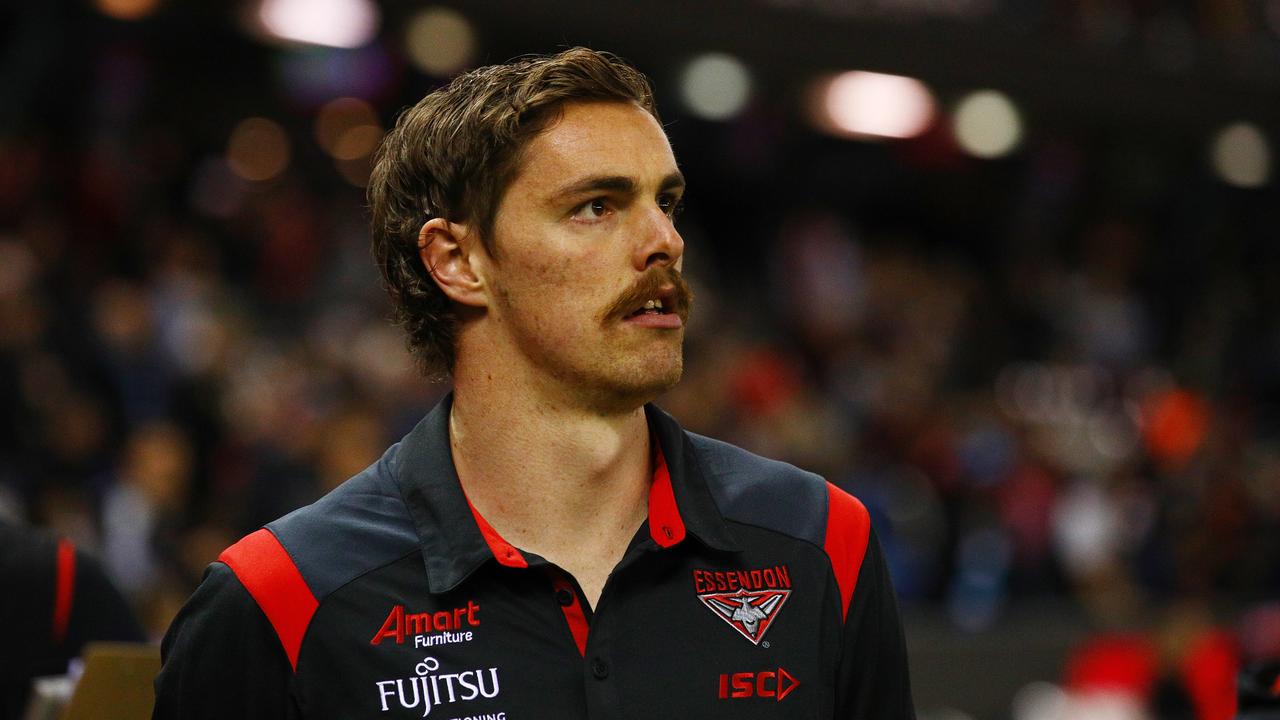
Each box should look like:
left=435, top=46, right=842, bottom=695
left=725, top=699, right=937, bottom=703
left=218, top=528, right=319, bottom=671
left=823, top=482, right=871, bottom=622
left=320, top=546, right=422, bottom=603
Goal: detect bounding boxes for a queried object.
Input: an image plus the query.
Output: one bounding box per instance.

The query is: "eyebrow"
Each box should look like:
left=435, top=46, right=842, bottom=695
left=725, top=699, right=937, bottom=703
left=551, top=171, right=686, bottom=202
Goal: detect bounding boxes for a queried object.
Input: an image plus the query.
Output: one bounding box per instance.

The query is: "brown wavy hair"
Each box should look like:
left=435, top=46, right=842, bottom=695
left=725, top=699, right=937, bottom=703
left=367, top=47, right=659, bottom=377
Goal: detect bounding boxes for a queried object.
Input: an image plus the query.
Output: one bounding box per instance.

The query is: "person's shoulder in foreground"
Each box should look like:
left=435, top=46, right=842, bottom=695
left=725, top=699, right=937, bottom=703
left=0, top=519, right=145, bottom=720
left=155, top=46, right=913, bottom=720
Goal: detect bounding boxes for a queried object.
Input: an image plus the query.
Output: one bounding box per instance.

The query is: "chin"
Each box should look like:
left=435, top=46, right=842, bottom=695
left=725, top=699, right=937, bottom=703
left=591, top=360, right=684, bottom=414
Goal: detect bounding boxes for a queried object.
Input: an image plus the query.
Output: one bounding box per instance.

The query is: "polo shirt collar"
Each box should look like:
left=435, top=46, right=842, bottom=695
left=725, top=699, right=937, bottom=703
left=392, top=394, right=739, bottom=594
left=643, top=403, right=740, bottom=553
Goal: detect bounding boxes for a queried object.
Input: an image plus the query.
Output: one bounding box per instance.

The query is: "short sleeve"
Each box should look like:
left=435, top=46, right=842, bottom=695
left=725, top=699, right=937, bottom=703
left=152, top=563, right=299, bottom=720
left=833, top=525, right=916, bottom=718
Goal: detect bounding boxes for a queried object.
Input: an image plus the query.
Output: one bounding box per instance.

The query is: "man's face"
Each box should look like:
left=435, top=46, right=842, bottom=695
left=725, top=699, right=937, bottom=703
left=479, top=100, right=691, bottom=411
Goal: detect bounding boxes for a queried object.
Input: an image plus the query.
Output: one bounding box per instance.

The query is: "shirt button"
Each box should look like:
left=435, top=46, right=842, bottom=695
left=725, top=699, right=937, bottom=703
left=590, top=657, right=610, bottom=679
left=555, top=588, right=574, bottom=606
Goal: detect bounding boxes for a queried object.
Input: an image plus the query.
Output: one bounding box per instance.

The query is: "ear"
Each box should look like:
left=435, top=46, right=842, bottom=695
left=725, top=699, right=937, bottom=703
left=418, top=218, right=488, bottom=309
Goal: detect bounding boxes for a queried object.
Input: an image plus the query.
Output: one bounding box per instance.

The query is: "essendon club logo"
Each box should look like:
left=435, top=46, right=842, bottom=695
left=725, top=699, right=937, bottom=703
left=693, top=566, right=791, bottom=645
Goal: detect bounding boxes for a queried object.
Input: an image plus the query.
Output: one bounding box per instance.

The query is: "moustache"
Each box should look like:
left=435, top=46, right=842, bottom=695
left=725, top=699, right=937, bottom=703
left=604, top=267, right=694, bottom=323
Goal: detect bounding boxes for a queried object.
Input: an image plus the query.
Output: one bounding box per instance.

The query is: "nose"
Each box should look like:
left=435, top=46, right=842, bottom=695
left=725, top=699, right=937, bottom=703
left=633, top=203, right=685, bottom=271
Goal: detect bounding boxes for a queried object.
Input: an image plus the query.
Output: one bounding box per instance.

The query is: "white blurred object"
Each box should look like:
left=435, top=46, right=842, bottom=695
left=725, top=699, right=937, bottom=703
left=953, top=90, right=1023, bottom=158
left=1052, top=480, right=1120, bottom=578
left=1211, top=122, right=1271, bottom=188
left=812, top=70, right=935, bottom=139
left=679, top=53, right=753, bottom=121
left=1063, top=690, right=1148, bottom=720
left=23, top=676, right=74, bottom=720
left=100, top=484, right=157, bottom=595
left=1012, top=681, right=1069, bottom=720
left=258, top=0, right=380, bottom=49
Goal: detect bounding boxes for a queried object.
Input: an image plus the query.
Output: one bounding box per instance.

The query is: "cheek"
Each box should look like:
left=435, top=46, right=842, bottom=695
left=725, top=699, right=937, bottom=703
left=519, top=251, right=612, bottom=305
left=499, top=260, right=607, bottom=332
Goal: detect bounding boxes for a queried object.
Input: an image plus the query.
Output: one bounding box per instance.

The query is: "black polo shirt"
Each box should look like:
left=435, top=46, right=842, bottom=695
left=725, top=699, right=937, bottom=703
left=153, top=397, right=914, bottom=719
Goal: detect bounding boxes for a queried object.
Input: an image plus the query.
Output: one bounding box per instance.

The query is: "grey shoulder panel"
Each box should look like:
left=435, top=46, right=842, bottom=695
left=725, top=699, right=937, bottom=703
left=687, top=432, right=829, bottom=547
left=267, top=443, right=419, bottom=600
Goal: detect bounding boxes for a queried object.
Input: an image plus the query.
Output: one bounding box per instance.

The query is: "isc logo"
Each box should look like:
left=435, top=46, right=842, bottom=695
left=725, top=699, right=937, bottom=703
left=717, top=668, right=800, bottom=701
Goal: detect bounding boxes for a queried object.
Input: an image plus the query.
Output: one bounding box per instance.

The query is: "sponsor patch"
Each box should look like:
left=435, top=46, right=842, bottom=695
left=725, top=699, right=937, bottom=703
left=718, top=667, right=800, bottom=701
left=693, top=565, right=791, bottom=645
left=374, top=656, right=502, bottom=716
left=371, top=601, right=481, bottom=646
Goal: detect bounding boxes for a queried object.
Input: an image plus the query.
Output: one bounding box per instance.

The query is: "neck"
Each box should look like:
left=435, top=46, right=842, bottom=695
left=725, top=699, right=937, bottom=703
left=447, top=355, right=654, bottom=570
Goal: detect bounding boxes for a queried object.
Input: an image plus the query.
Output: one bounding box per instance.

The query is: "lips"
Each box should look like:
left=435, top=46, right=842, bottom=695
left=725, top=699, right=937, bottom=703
left=607, top=269, right=692, bottom=325
left=625, top=289, right=676, bottom=318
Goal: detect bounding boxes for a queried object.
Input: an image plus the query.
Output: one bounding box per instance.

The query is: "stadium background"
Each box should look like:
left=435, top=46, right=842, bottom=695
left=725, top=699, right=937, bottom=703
left=2, top=0, right=1279, bottom=717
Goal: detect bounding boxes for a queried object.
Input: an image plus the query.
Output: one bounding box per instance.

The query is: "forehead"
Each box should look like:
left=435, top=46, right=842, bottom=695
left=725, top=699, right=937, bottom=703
left=512, top=101, right=678, bottom=195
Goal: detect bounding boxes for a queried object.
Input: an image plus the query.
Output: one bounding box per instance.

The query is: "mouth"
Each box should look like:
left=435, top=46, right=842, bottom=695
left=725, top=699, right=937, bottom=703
left=625, top=287, right=678, bottom=319
left=605, top=269, right=693, bottom=329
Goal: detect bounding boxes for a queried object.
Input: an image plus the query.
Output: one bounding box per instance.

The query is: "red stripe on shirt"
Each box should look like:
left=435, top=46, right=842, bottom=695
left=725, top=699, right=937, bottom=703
left=648, top=444, right=686, bottom=547
left=219, top=529, right=319, bottom=670
left=823, top=483, right=871, bottom=622
left=549, top=573, right=590, bottom=656
left=465, top=496, right=529, bottom=569
left=52, top=538, right=75, bottom=646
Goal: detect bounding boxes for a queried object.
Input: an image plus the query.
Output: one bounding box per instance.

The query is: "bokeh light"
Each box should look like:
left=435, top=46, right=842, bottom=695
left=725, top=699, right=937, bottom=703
left=314, top=97, right=380, bottom=156
left=811, top=70, right=936, bottom=140
left=404, top=7, right=478, bottom=76
left=258, top=0, right=379, bottom=49
left=226, top=117, right=290, bottom=182
left=313, top=97, right=382, bottom=186
left=1141, top=387, right=1209, bottom=470
left=1011, top=681, right=1068, bottom=720
left=93, top=0, right=162, bottom=21
left=953, top=90, right=1023, bottom=158
left=1210, top=121, right=1271, bottom=188
left=336, top=155, right=375, bottom=188
left=332, top=125, right=382, bottom=161
left=679, top=53, right=753, bottom=121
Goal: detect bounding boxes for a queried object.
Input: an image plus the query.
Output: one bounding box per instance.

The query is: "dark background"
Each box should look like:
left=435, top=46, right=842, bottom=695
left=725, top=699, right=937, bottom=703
left=2, top=1, right=1278, bottom=718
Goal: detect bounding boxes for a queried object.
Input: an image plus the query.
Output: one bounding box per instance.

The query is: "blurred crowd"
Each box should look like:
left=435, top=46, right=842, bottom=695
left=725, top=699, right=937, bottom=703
left=2, top=6, right=1280, bottom=718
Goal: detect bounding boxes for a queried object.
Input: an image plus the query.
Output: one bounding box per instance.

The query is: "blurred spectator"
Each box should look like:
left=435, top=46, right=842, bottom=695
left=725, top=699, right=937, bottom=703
left=0, top=519, right=144, bottom=720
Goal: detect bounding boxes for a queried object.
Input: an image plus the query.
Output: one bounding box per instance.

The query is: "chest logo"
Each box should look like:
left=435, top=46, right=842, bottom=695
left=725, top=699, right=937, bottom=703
left=693, top=566, right=791, bottom=645
left=371, top=601, right=480, bottom=646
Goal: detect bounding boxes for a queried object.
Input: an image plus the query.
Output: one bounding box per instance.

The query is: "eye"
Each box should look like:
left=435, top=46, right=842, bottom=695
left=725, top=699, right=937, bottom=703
left=658, top=193, right=684, bottom=219
left=571, top=198, right=611, bottom=221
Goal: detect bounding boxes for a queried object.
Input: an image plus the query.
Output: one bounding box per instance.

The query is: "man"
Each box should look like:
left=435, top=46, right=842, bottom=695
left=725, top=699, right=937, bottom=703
left=1, top=519, right=145, bottom=719
left=154, top=47, right=914, bottom=718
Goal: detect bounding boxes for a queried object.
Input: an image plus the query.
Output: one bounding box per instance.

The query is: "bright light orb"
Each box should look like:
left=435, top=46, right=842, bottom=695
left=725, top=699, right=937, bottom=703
left=679, top=53, right=753, bottom=121
left=1211, top=122, right=1271, bottom=188
left=259, top=0, right=380, bottom=49
left=816, top=70, right=936, bottom=140
left=405, top=7, right=477, bottom=76
left=953, top=90, right=1023, bottom=158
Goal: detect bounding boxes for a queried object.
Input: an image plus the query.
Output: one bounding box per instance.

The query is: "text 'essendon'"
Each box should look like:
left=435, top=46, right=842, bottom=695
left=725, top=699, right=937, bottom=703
left=693, top=565, right=791, bottom=594
left=371, top=602, right=480, bottom=645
